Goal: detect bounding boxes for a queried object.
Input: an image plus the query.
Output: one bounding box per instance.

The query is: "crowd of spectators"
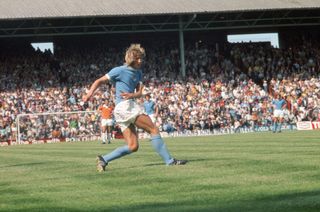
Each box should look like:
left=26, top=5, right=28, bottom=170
left=0, top=38, right=320, bottom=144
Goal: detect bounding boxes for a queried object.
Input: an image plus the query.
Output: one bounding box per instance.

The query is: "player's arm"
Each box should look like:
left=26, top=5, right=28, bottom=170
left=271, top=100, right=276, bottom=109
left=154, top=104, right=159, bottom=117
left=83, top=75, right=109, bottom=102
left=282, top=100, right=287, bottom=109
left=121, top=82, right=144, bottom=100
left=134, top=82, right=144, bottom=98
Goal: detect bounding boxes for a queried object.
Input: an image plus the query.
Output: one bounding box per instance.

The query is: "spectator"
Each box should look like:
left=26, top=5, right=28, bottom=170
left=0, top=38, right=319, bottom=143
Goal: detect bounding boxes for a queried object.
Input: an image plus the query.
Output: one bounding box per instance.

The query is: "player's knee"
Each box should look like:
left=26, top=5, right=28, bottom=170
left=129, top=143, right=139, bottom=152
left=149, top=126, right=159, bottom=135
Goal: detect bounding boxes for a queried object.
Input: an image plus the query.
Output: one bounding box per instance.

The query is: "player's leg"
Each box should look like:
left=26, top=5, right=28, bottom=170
left=122, top=124, right=139, bottom=152
left=101, top=120, right=107, bottom=144
left=135, top=114, right=158, bottom=135
left=102, top=124, right=137, bottom=162
left=278, top=117, right=283, bottom=133
left=135, top=114, right=187, bottom=165
left=106, top=125, right=111, bottom=144
left=110, top=122, right=115, bottom=139
left=272, top=111, right=278, bottom=133
left=96, top=124, right=138, bottom=172
left=272, top=117, right=277, bottom=133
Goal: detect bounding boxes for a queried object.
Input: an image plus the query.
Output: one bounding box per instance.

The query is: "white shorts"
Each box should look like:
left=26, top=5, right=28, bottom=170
left=101, top=119, right=113, bottom=127
left=273, top=109, right=284, bottom=118
left=148, top=114, right=156, bottom=123
left=114, top=99, right=144, bottom=131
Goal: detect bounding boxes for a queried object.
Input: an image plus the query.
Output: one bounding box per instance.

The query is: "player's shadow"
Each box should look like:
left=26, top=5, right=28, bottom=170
left=113, top=158, right=212, bottom=170
left=0, top=162, right=46, bottom=168
left=144, top=158, right=208, bottom=167
left=144, top=162, right=164, bottom=167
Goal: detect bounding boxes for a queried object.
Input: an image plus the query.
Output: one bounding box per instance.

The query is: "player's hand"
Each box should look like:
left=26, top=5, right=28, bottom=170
left=121, top=92, right=134, bottom=100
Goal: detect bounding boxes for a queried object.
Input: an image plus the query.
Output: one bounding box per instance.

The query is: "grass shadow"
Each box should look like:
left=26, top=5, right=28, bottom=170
left=0, top=162, right=47, bottom=168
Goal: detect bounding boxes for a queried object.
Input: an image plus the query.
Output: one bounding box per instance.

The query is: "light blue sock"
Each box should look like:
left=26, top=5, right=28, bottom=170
left=151, top=135, right=174, bottom=165
left=273, top=122, right=277, bottom=132
left=103, top=145, right=132, bottom=163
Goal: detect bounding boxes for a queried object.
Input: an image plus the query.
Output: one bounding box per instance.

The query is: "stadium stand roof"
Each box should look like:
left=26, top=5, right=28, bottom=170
left=0, top=0, right=319, bottom=38
left=1, top=0, right=320, bottom=20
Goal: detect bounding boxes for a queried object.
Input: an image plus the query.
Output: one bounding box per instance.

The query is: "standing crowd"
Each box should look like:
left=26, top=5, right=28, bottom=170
left=1, top=39, right=320, bottom=143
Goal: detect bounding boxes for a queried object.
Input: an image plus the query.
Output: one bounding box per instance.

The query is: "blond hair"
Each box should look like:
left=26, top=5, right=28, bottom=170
left=125, top=44, right=146, bottom=66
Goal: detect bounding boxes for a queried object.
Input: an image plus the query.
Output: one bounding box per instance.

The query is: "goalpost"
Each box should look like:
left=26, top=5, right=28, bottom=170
left=15, top=111, right=101, bottom=145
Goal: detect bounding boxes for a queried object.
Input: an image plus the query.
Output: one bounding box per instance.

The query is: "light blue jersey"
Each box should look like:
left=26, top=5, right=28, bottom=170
left=144, top=100, right=155, bottom=115
left=272, top=99, right=286, bottom=110
left=106, top=65, right=142, bottom=105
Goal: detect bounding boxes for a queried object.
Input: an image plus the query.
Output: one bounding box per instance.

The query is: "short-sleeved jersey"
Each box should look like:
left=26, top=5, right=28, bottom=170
left=272, top=99, right=286, bottom=110
left=144, top=100, right=155, bottom=115
left=106, top=65, right=142, bottom=105
left=99, top=105, right=114, bottom=119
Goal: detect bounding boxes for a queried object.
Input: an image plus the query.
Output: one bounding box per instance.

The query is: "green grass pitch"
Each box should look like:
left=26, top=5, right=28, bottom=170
left=1, top=131, right=320, bottom=212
